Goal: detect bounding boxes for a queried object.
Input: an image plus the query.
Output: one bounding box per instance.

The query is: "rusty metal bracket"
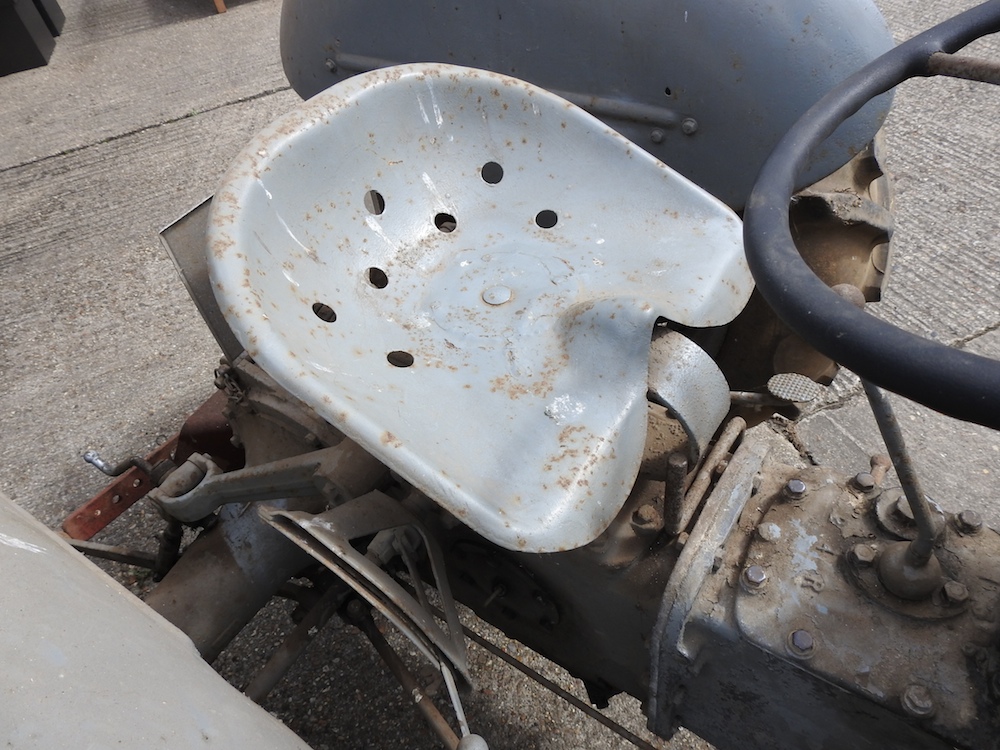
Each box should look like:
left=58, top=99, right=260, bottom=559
left=63, top=390, right=241, bottom=540
left=63, top=435, right=178, bottom=540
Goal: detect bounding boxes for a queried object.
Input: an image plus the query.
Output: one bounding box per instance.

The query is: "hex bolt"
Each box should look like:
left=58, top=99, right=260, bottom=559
left=902, top=684, right=934, bottom=718
left=681, top=117, right=699, bottom=135
left=650, top=128, right=665, bottom=144
left=849, top=543, right=876, bottom=568
left=743, top=564, right=767, bottom=589
left=852, top=472, right=876, bottom=492
left=324, top=58, right=337, bottom=73
left=631, top=503, right=664, bottom=536
left=891, top=495, right=915, bottom=524
left=788, top=629, right=814, bottom=656
left=784, top=479, right=807, bottom=501
left=943, top=580, right=970, bottom=606
left=956, top=509, right=983, bottom=535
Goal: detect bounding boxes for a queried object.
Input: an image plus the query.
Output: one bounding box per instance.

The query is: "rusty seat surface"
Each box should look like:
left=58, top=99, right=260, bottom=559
left=208, top=64, right=751, bottom=552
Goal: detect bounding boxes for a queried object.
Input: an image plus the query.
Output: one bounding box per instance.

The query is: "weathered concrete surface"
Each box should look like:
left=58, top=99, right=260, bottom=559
left=0, top=0, right=997, bottom=748
left=794, top=1, right=1000, bottom=528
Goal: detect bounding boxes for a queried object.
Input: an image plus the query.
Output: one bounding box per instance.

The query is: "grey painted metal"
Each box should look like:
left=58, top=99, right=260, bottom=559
left=160, top=197, right=244, bottom=362
left=0, top=492, right=311, bottom=750
left=648, top=431, right=769, bottom=737
left=730, top=466, right=1000, bottom=748
left=648, top=459, right=990, bottom=749
left=150, top=441, right=383, bottom=523
left=647, top=330, right=731, bottom=463
left=208, top=63, right=751, bottom=554
left=279, top=0, right=894, bottom=210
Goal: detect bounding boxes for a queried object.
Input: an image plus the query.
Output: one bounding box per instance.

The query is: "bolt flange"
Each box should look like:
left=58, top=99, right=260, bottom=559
left=901, top=684, right=934, bottom=718
left=787, top=629, right=815, bottom=658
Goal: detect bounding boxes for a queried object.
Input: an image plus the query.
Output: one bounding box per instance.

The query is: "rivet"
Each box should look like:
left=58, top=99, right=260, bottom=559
left=901, top=684, right=934, bottom=718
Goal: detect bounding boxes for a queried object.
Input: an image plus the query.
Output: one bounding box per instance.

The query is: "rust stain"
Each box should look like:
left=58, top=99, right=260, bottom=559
left=380, top=431, right=403, bottom=448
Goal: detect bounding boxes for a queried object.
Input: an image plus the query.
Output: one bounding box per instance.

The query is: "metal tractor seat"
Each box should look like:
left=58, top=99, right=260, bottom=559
left=208, top=63, right=752, bottom=552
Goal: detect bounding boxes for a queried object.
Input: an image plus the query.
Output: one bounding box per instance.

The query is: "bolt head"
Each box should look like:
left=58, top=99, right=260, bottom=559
left=852, top=472, right=876, bottom=492
left=743, top=564, right=767, bottom=588
left=680, top=117, right=699, bottom=135
left=957, top=509, right=983, bottom=535
left=784, top=479, right=807, bottom=500
left=902, top=684, right=934, bottom=718
left=943, top=580, right=970, bottom=605
left=849, top=543, right=877, bottom=567
left=650, top=128, right=665, bottom=144
left=891, top=495, right=916, bottom=523
left=789, top=629, right=814, bottom=655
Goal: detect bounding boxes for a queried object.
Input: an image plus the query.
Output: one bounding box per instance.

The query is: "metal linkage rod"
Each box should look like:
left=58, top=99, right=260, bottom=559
left=928, top=51, right=1000, bottom=84
left=244, top=582, right=352, bottom=703
left=861, top=380, right=936, bottom=566
left=459, top=625, right=662, bottom=750
left=345, top=600, right=461, bottom=750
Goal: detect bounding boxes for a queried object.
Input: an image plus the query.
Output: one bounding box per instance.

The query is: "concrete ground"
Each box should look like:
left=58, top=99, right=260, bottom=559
left=1, top=0, right=998, bottom=748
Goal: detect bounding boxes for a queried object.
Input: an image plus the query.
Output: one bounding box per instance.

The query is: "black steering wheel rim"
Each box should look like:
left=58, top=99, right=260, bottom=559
left=743, top=0, right=1000, bottom=431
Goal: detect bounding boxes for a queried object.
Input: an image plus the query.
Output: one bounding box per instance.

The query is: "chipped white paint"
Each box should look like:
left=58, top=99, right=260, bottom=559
left=209, top=64, right=751, bottom=552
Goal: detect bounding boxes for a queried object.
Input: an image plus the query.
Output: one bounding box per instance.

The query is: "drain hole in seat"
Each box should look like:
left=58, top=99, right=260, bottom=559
left=435, top=213, right=457, bottom=232
left=481, top=161, right=504, bottom=184
left=364, top=189, right=386, bottom=215
left=535, top=210, right=558, bottom=229
left=311, top=302, right=337, bottom=322
left=387, top=351, right=415, bottom=368
left=367, top=267, right=388, bottom=288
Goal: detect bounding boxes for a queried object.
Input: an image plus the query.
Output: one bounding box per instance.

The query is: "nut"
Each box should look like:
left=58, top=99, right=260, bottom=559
left=901, top=684, right=934, bottom=718
left=956, top=509, right=983, bottom=535
left=943, top=580, right=969, bottom=606
left=849, top=543, right=876, bottom=568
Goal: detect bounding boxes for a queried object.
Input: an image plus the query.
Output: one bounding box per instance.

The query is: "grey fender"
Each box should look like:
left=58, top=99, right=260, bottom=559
left=279, top=0, right=894, bottom=209
left=0, top=493, right=311, bottom=749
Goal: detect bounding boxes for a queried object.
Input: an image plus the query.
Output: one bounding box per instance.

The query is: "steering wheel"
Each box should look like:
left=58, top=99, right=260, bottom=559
left=743, top=0, right=1000, bottom=431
